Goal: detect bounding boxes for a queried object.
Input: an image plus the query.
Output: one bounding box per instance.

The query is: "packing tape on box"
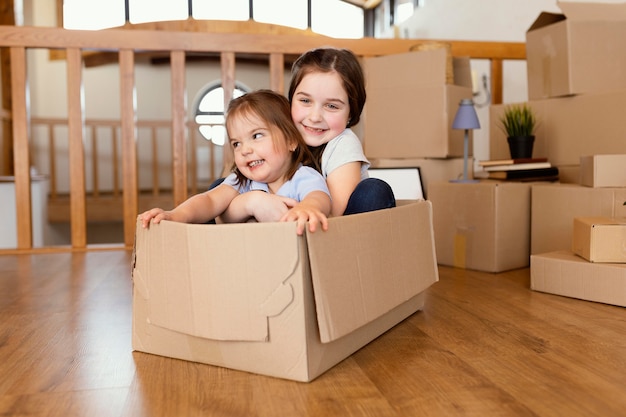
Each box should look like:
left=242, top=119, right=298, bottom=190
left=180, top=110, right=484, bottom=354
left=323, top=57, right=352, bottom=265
left=453, top=233, right=467, bottom=269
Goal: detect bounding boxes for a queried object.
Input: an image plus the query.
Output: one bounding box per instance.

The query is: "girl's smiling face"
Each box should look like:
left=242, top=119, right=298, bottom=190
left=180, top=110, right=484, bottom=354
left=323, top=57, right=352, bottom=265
left=229, top=113, right=293, bottom=193
left=290, top=71, right=351, bottom=147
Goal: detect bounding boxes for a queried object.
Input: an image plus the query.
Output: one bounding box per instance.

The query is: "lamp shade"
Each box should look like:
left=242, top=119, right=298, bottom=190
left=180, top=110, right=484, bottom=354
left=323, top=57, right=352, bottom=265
left=452, top=99, right=480, bottom=130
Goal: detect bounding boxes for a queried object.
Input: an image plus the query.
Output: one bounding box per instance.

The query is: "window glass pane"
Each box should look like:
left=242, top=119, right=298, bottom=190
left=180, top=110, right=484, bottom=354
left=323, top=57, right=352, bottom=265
left=198, top=89, right=224, bottom=113
left=312, top=0, right=363, bottom=38
left=211, top=125, right=227, bottom=146
left=192, top=0, right=249, bottom=20
left=196, top=86, right=247, bottom=145
left=396, top=0, right=415, bottom=24
left=254, top=0, right=307, bottom=30
left=198, top=125, right=214, bottom=141
left=129, top=0, right=188, bottom=24
left=64, top=0, right=126, bottom=30
left=195, top=115, right=225, bottom=125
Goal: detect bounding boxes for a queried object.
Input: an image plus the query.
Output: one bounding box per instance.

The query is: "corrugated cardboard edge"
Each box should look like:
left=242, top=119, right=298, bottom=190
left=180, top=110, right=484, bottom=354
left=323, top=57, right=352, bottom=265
left=527, top=12, right=565, bottom=32
left=306, top=201, right=439, bottom=343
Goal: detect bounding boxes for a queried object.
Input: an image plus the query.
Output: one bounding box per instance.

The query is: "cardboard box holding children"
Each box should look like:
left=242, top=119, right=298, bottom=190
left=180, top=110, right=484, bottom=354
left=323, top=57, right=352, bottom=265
left=132, top=201, right=439, bottom=382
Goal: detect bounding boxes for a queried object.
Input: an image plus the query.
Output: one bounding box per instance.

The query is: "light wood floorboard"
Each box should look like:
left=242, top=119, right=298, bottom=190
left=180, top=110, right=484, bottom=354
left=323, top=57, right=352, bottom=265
left=1, top=251, right=625, bottom=416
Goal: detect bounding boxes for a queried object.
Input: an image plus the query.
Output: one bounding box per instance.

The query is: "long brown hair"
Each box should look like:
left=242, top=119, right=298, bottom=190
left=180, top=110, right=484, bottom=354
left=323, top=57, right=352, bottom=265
left=288, top=47, right=366, bottom=169
left=225, top=89, right=315, bottom=185
left=289, top=47, right=366, bottom=128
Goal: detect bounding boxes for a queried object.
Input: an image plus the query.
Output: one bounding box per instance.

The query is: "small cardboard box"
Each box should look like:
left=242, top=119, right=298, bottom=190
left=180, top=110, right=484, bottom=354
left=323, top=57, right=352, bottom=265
left=489, top=92, right=626, bottom=168
left=132, top=202, right=439, bottom=382
left=526, top=1, right=626, bottom=100
left=531, top=250, right=626, bottom=307
left=362, top=49, right=473, bottom=159
left=572, top=217, right=626, bottom=263
left=531, top=183, right=626, bottom=254
left=580, top=154, right=626, bottom=187
left=428, top=181, right=532, bottom=273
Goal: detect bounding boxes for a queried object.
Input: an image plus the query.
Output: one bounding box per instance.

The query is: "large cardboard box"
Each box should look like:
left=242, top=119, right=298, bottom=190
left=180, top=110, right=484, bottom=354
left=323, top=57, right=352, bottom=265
left=580, top=154, right=626, bottom=187
left=489, top=92, right=626, bottom=168
left=526, top=1, right=626, bottom=100
left=362, top=49, right=473, bottom=159
left=132, top=202, right=439, bottom=382
left=531, top=183, right=626, bottom=254
left=572, top=217, right=626, bottom=263
left=429, top=181, right=532, bottom=273
left=531, top=250, right=626, bottom=307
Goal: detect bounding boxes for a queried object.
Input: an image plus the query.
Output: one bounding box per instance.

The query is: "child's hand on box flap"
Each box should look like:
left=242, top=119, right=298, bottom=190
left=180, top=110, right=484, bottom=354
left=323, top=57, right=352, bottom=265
left=280, top=190, right=330, bottom=235
left=139, top=208, right=172, bottom=228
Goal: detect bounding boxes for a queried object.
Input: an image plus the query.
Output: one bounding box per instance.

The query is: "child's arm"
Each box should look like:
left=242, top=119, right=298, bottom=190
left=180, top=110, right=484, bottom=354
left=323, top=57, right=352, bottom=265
left=280, top=190, right=331, bottom=236
left=139, top=184, right=239, bottom=228
left=325, top=161, right=362, bottom=217
left=218, top=192, right=298, bottom=223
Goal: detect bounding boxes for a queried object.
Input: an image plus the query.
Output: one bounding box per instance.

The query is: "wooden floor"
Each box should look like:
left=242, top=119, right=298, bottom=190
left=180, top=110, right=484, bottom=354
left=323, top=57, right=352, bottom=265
left=1, top=251, right=625, bottom=417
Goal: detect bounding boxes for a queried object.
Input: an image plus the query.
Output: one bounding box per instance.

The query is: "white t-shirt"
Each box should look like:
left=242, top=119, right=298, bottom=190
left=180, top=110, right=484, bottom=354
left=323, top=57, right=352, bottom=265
left=321, top=128, right=370, bottom=180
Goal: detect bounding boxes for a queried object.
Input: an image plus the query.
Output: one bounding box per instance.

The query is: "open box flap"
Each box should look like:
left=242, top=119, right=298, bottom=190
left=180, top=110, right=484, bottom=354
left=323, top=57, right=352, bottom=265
left=132, top=220, right=299, bottom=342
left=306, top=201, right=439, bottom=343
left=528, top=12, right=566, bottom=32
left=558, top=1, right=626, bottom=22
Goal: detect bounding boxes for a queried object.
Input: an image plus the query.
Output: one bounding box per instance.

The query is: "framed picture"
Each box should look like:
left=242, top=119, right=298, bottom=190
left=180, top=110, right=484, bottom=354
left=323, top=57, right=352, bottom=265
left=367, top=167, right=425, bottom=200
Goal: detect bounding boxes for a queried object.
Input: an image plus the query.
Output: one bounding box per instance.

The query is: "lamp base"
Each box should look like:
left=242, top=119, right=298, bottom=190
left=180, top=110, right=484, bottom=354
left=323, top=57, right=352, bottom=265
left=449, top=179, right=479, bottom=183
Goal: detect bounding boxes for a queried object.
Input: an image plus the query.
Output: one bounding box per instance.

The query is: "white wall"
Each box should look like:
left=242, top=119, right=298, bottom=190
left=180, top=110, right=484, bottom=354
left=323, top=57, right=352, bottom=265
left=24, top=0, right=563, bottom=188
left=397, top=0, right=560, bottom=165
left=25, top=0, right=286, bottom=193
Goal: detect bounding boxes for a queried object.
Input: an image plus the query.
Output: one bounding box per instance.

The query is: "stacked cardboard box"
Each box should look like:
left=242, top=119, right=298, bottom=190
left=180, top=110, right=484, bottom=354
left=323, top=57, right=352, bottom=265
left=490, top=1, right=626, bottom=180
left=362, top=48, right=473, bottom=160
left=428, top=181, right=532, bottom=273
left=530, top=250, right=626, bottom=307
left=531, top=154, right=626, bottom=255
left=579, top=154, right=626, bottom=188
left=531, top=155, right=626, bottom=307
left=360, top=48, right=475, bottom=189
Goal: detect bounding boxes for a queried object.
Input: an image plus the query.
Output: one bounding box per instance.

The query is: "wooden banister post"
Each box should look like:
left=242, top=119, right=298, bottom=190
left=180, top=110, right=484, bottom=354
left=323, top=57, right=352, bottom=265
left=120, top=49, right=138, bottom=248
left=66, top=47, right=87, bottom=248
left=220, top=52, right=235, bottom=178
left=491, top=58, right=503, bottom=105
left=10, top=46, right=31, bottom=249
left=171, top=50, right=188, bottom=205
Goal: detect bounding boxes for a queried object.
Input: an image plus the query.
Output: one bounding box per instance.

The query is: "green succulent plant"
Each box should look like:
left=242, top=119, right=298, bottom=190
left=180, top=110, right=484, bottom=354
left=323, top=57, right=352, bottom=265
left=499, top=104, right=537, bottom=137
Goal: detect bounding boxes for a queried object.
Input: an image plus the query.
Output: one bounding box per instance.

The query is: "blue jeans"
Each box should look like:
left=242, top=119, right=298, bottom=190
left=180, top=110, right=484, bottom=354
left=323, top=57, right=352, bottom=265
left=343, top=177, right=396, bottom=215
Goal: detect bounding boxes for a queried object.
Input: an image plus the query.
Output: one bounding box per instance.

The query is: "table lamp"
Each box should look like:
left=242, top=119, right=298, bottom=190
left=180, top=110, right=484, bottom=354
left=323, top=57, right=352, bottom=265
left=450, top=98, right=480, bottom=183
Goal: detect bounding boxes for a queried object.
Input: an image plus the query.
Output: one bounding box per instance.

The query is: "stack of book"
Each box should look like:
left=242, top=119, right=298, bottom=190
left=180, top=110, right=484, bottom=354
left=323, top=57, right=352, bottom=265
left=479, top=158, right=559, bottom=182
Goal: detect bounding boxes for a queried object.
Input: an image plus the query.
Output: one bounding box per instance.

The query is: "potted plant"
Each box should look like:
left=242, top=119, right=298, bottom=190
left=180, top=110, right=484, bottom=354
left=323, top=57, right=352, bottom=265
left=499, top=104, right=537, bottom=159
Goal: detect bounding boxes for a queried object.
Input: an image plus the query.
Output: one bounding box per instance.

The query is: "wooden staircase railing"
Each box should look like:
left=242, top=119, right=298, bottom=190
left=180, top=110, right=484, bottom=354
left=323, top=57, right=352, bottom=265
left=0, top=24, right=525, bottom=253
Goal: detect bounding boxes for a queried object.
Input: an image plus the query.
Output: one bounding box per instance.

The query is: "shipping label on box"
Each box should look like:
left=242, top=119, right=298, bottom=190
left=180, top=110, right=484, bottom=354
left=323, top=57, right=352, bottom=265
left=531, top=250, right=626, bottom=307
left=580, top=154, right=626, bottom=187
left=362, top=49, right=473, bottom=159
left=572, top=217, right=626, bottom=263
left=132, top=201, right=439, bottom=382
left=526, top=1, right=626, bottom=100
